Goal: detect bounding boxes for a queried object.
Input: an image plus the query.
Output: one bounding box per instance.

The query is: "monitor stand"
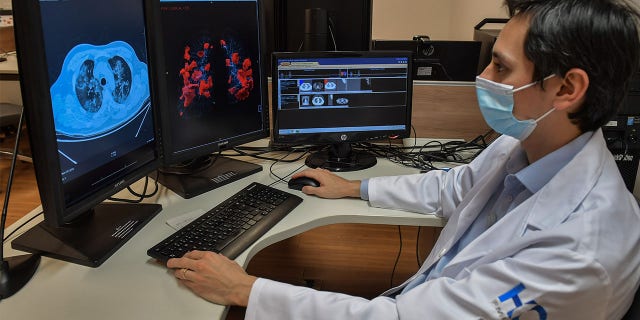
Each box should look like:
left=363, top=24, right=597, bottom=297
left=11, top=203, right=161, bottom=267
left=305, top=143, right=376, bottom=172
left=156, top=156, right=262, bottom=199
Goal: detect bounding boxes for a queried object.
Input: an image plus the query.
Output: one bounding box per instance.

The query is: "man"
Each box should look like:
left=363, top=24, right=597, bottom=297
left=167, top=0, right=640, bottom=318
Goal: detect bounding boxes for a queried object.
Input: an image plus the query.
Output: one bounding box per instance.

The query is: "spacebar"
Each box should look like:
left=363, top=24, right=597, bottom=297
left=213, top=228, right=244, bottom=252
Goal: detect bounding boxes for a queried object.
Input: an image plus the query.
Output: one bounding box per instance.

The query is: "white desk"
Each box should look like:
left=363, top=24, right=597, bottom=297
left=1, top=154, right=445, bottom=319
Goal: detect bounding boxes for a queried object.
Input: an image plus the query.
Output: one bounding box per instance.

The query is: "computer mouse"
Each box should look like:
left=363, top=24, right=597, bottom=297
left=288, top=177, right=320, bottom=190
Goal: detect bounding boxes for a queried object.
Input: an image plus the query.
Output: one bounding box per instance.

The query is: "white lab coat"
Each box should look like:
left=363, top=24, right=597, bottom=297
left=245, top=129, right=640, bottom=320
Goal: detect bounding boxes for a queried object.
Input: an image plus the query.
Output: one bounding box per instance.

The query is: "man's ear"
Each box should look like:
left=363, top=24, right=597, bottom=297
left=553, top=68, right=589, bottom=111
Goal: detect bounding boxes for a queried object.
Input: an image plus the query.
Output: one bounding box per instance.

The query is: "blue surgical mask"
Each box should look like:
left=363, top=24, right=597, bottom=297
left=476, top=75, right=555, bottom=141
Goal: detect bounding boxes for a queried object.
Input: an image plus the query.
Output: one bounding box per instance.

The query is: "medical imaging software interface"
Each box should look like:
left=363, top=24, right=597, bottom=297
left=40, top=0, right=156, bottom=204
left=275, top=56, right=410, bottom=137
left=158, top=0, right=265, bottom=156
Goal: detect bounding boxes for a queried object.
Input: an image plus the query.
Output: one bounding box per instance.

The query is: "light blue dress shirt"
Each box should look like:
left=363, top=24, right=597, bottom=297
left=361, top=132, right=594, bottom=294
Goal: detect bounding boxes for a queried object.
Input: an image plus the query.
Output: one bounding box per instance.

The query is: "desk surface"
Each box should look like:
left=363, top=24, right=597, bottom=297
left=1, top=153, right=445, bottom=320
left=0, top=54, right=18, bottom=74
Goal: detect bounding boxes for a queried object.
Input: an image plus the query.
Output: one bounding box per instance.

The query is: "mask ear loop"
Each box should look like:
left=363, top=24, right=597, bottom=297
left=525, top=74, right=557, bottom=123
left=513, top=80, right=539, bottom=93
left=534, top=106, right=556, bottom=123
left=513, top=74, right=556, bottom=93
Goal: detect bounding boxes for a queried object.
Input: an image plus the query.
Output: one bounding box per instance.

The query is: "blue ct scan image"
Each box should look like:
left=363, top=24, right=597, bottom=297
left=50, top=41, right=150, bottom=138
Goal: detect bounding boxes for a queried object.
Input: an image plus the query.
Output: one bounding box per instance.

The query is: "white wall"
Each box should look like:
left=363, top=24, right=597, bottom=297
left=372, top=0, right=508, bottom=41
left=449, top=0, right=508, bottom=40
left=371, top=1, right=452, bottom=40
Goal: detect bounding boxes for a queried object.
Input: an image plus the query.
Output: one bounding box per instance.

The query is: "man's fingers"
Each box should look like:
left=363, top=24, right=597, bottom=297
left=183, top=250, right=208, bottom=260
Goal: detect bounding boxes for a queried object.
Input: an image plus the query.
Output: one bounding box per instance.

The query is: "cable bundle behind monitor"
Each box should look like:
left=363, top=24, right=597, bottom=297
left=356, top=129, right=498, bottom=172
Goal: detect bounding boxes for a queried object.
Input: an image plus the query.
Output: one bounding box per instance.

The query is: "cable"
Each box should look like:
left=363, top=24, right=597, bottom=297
left=3, top=212, right=43, bottom=243
left=1, top=109, right=42, bottom=244
left=328, top=17, right=338, bottom=51
left=229, top=145, right=314, bottom=186
left=157, top=151, right=222, bottom=175
left=390, top=225, right=403, bottom=288
left=1, top=107, right=27, bottom=247
left=267, top=149, right=310, bottom=187
left=355, top=129, right=496, bottom=173
left=108, top=170, right=160, bottom=204
left=126, top=170, right=159, bottom=200
left=227, top=145, right=317, bottom=163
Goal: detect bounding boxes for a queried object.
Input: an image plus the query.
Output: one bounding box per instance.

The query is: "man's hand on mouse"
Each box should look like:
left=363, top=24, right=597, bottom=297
left=291, top=168, right=361, bottom=199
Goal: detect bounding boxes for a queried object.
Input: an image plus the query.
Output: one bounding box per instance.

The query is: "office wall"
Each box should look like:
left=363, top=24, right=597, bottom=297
left=372, top=0, right=508, bottom=41
left=449, top=0, right=509, bottom=40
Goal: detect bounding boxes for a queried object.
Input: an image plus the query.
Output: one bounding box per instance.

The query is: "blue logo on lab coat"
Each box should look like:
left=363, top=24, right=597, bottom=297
left=497, top=283, right=547, bottom=320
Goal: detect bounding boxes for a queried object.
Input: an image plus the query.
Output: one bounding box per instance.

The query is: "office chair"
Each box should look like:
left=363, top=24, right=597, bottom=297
left=0, top=102, right=21, bottom=137
left=0, top=102, right=32, bottom=194
left=0, top=102, right=31, bottom=162
left=623, top=284, right=640, bottom=319
left=624, top=198, right=640, bottom=319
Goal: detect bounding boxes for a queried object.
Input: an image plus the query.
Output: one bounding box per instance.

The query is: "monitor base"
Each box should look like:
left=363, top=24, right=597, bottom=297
left=11, top=203, right=161, bottom=268
left=305, top=147, right=377, bottom=172
left=156, top=156, right=263, bottom=199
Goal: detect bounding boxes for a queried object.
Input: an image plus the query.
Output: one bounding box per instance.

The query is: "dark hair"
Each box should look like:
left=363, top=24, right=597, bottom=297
left=505, top=0, right=640, bottom=132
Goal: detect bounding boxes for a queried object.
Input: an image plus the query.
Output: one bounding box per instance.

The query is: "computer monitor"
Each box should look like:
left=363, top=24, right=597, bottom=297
left=144, top=0, right=270, bottom=199
left=371, top=40, right=481, bottom=81
left=263, top=0, right=372, bottom=74
left=10, top=0, right=162, bottom=267
left=271, top=51, right=413, bottom=171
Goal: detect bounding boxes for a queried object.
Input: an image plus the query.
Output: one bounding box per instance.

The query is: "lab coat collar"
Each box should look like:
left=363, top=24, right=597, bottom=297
left=440, top=130, right=604, bottom=276
left=515, top=131, right=593, bottom=194
left=447, top=145, right=515, bottom=243
left=524, top=129, right=603, bottom=230
left=393, top=144, right=515, bottom=288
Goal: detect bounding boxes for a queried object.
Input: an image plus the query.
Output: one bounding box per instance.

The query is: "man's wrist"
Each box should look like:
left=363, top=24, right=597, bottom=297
left=231, top=275, right=258, bottom=307
left=358, top=179, right=369, bottom=200
left=350, top=180, right=363, bottom=198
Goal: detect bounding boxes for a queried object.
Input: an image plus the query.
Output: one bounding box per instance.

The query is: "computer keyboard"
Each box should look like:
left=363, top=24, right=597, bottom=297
left=147, top=182, right=303, bottom=262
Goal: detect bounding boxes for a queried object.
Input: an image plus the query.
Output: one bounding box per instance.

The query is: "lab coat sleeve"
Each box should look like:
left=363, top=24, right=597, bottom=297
left=367, top=167, right=471, bottom=218
left=245, top=278, right=400, bottom=320
left=368, top=136, right=519, bottom=218
left=367, top=135, right=513, bottom=218
left=245, top=247, right=611, bottom=320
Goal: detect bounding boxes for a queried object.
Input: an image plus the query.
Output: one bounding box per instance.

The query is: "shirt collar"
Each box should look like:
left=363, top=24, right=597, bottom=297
left=513, top=131, right=594, bottom=193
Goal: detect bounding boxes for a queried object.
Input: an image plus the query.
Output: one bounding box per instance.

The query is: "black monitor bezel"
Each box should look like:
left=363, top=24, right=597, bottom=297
left=13, top=0, right=161, bottom=227
left=144, top=0, right=271, bottom=166
left=371, top=39, right=482, bottom=81
left=270, top=50, right=413, bottom=146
